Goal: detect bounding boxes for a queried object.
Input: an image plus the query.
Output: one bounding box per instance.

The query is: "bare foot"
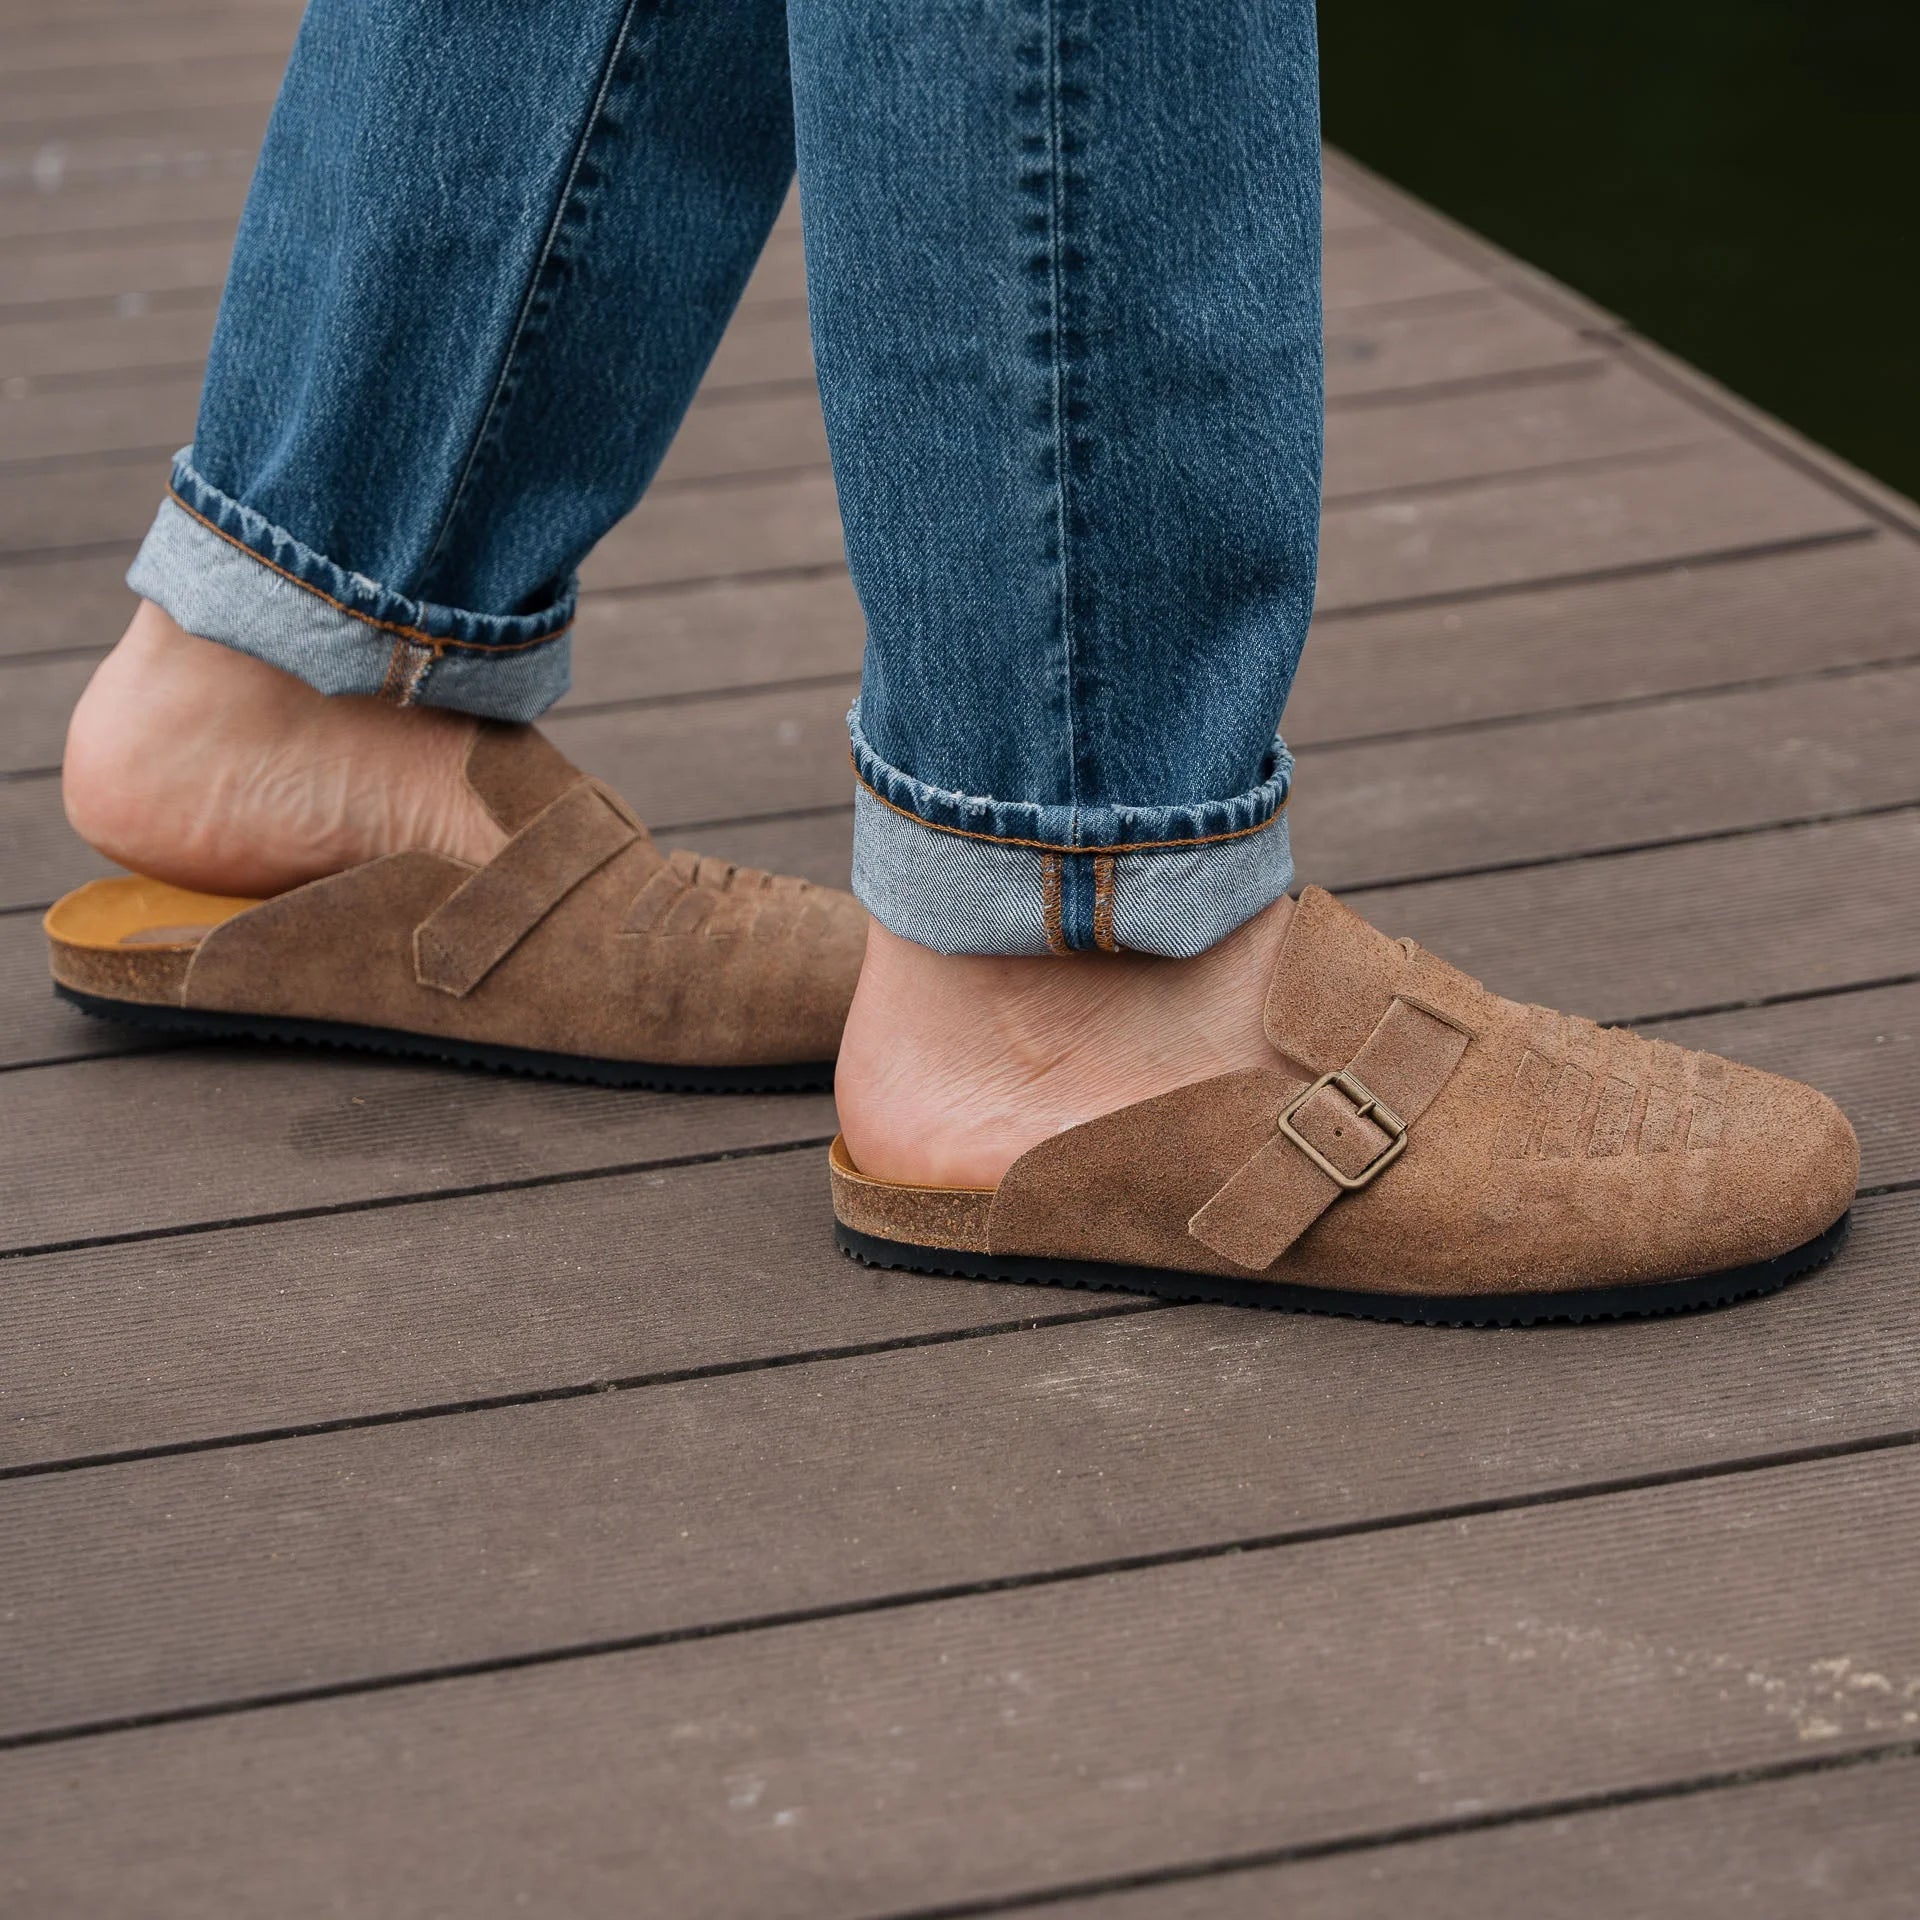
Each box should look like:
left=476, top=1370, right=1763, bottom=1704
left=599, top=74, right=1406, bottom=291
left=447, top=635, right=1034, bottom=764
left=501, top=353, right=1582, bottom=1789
left=835, top=894, right=1295, bottom=1189
left=63, top=601, right=507, bottom=897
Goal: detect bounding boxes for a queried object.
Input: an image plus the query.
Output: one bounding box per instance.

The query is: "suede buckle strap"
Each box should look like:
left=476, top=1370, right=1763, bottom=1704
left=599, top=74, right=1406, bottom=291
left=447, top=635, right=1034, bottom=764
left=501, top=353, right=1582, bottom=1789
left=1188, top=996, right=1473, bottom=1271
left=414, top=781, right=639, bottom=997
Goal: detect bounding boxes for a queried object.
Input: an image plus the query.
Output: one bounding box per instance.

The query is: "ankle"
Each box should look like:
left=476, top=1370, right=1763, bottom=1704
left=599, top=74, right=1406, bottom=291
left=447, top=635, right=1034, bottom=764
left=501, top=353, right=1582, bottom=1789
left=835, top=895, right=1293, bottom=1189
left=63, top=601, right=504, bottom=897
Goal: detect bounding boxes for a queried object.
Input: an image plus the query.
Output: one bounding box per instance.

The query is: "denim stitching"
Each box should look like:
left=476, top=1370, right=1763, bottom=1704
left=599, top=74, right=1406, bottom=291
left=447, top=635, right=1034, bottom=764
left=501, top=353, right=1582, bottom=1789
left=1019, top=2, right=1083, bottom=859
left=1043, top=1, right=1080, bottom=839
left=390, top=640, right=437, bottom=708
left=1092, top=854, right=1117, bottom=952
left=416, top=0, right=658, bottom=594
left=165, top=489, right=572, bottom=657
left=1040, top=852, right=1069, bottom=955
left=850, top=755, right=1291, bottom=855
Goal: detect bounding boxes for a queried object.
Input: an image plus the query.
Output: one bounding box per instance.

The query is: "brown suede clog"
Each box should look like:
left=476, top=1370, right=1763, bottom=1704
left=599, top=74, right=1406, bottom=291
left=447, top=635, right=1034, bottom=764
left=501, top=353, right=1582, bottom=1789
left=830, top=888, right=1859, bottom=1324
left=46, top=723, right=867, bottom=1091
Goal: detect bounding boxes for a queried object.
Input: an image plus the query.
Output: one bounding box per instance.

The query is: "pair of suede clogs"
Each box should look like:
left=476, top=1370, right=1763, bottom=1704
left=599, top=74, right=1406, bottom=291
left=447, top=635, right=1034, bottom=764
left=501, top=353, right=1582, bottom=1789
left=47, top=724, right=1857, bottom=1327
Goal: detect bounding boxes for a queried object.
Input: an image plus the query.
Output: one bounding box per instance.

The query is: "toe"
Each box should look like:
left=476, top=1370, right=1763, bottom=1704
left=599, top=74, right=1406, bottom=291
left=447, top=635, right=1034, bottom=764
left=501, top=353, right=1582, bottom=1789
left=1719, top=1061, right=1860, bottom=1261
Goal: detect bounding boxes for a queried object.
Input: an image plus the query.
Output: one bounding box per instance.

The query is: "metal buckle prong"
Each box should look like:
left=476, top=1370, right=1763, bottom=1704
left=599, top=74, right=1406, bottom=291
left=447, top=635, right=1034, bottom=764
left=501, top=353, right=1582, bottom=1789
left=1275, top=1067, right=1410, bottom=1192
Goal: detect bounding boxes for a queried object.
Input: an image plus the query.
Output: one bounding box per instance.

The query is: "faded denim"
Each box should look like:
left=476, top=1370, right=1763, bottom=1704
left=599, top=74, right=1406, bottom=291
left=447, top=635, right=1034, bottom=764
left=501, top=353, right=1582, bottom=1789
left=131, top=0, right=1322, bottom=957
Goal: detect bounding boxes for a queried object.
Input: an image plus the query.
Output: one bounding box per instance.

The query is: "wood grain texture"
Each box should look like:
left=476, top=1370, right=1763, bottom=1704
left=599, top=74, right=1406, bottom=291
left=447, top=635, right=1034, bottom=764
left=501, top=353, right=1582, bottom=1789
left=0, top=451, right=160, bottom=556
left=0, top=170, right=253, bottom=243
left=0, top=1147, right=1132, bottom=1474
left=1360, top=807, right=1920, bottom=1026
left=1294, top=533, right=1920, bottom=738
left=1326, top=291, right=1604, bottom=400
left=1, top=15, right=299, bottom=85
left=0, top=232, right=235, bottom=312
left=1314, top=440, right=1866, bottom=611
left=1031, top=1757, right=1920, bottom=1919
left=543, top=659, right=1920, bottom=889
left=0, top=1183, right=1907, bottom=1741
left=0, top=1046, right=835, bottom=1253
left=1285, top=658, right=1920, bottom=887
left=4, top=1448, right=1918, bottom=1917
left=0, top=372, right=198, bottom=464
left=0, top=552, right=136, bottom=657
left=1322, top=360, right=1713, bottom=500
left=0, top=108, right=274, bottom=194
left=1322, top=224, right=1489, bottom=310
left=0, top=55, right=286, bottom=129
left=0, top=302, right=214, bottom=385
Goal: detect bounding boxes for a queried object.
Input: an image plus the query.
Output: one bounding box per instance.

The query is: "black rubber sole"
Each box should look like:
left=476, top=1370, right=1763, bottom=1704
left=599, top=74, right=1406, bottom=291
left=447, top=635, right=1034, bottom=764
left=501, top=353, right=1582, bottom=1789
left=54, top=984, right=834, bottom=1094
left=835, top=1210, right=1852, bottom=1327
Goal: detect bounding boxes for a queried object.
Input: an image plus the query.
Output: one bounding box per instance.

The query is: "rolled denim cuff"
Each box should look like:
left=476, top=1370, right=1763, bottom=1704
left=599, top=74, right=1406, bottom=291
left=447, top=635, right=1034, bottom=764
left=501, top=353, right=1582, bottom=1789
left=849, top=704, right=1294, bottom=958
left=126, top=451, right=574, bottom=720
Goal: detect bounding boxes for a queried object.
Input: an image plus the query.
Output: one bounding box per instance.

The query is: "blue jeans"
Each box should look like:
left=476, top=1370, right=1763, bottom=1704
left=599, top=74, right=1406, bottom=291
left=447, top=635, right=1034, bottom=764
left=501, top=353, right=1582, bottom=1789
left=131, top=0, right=1322, bottom=957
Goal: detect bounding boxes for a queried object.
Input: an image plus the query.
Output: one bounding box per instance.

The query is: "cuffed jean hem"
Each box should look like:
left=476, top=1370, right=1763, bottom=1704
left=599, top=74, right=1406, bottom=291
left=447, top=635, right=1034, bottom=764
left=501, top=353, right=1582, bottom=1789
left=849, top=712, right=1295, bottom=958
left=125, top=452, right=574, bottom=720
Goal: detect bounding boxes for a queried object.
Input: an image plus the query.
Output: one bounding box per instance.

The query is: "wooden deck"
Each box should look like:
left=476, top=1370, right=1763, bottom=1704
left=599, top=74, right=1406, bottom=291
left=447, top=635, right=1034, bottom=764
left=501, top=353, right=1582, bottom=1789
left=4, top=3, right=1919, bottom=1911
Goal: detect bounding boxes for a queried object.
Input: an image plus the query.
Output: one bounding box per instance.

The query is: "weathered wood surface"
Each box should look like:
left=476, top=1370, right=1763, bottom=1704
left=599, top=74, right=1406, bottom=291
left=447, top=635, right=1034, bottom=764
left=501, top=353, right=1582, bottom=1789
left=1037, top=1758, right=1920, bottom=1919
left=1, top=1, right=1916, bottom=1911
left=5, top=1187, right=1917, bottom=1743
left=6, top=1451, right=1920, bottom=1917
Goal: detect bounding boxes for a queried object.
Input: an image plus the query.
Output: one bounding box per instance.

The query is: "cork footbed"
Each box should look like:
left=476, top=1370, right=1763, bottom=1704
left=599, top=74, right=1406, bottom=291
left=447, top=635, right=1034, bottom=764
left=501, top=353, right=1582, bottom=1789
left=44, top=876, right=263, bottom=1007
left=828, top=1134, right=996, bottom=1254
left=45, top=875, right=262, bottom=952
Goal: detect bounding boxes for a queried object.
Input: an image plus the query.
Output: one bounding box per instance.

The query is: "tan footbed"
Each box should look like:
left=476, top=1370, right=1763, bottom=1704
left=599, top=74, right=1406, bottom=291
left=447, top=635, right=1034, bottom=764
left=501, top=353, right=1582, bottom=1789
left=828, top=887, right=1860, bottom=1303
left=829, top=1134, right=995, bottom=1254
left=45, top=722, right=868, bottom=1070
left=45, top=877, right=262, bottom=1006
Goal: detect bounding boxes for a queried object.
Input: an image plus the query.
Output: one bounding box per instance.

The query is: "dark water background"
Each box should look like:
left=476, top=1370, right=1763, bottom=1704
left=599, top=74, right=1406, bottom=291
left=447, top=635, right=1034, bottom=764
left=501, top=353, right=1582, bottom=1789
left=1319, top=0, right=1919, bottom=499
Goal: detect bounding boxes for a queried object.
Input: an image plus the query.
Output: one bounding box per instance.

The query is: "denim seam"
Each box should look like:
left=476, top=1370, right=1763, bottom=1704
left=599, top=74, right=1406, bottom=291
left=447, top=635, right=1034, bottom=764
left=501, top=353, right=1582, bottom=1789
left=1040, top=0, right=1079, bottom=836
left=1040, top=851, right=1068, bottom=955
left=379, top=637, right=438, bottom=707
left=1092, top=853, right=1117, bottom=952
left=416, top=0, right=658, bottom=593
left=849, top=754, right=1291, bottom=854
left=164, top=487, right=574, bottom=656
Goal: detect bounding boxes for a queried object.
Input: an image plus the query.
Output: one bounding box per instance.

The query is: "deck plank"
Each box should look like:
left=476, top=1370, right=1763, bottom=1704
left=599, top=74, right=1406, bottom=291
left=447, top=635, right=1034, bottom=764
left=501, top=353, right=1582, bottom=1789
left=0, top=1148, right=1138, bottom=1476
left=0, top=108, right=274, bottom=194
left=3, top=1449, right=1917, bottom=1917
left=0, top=1048, right=834, bottom=1254
left=1022, top=1757, right=1920, bottom=1919
left=0, top=1183, right=1909, bottom=1741
left=0, top=172, right=253, bottom=243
